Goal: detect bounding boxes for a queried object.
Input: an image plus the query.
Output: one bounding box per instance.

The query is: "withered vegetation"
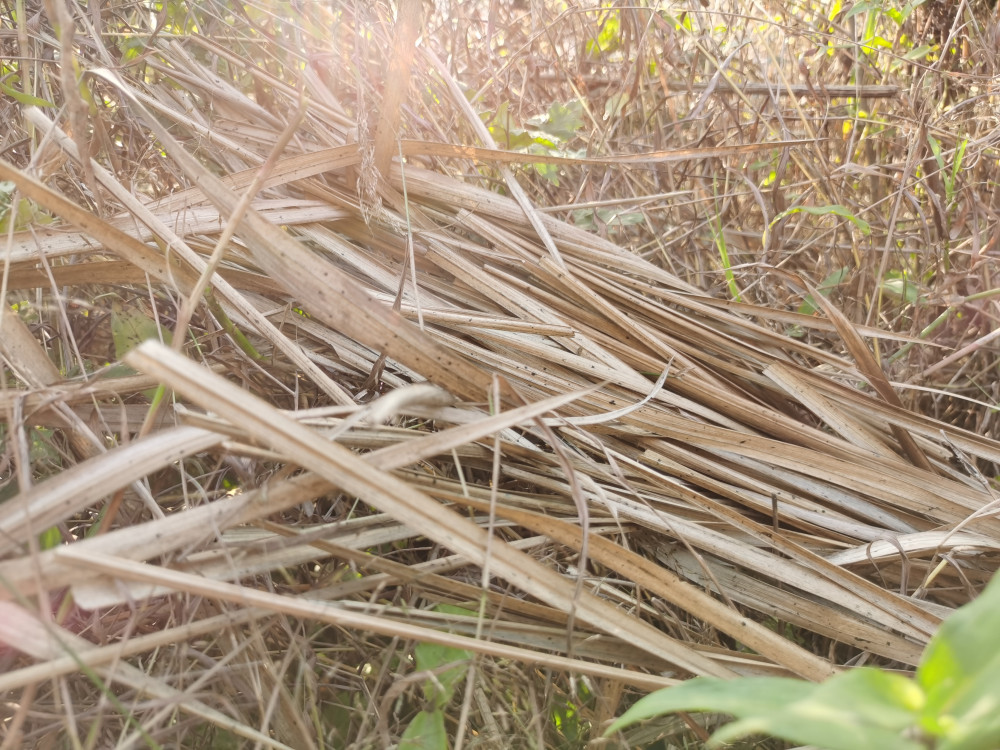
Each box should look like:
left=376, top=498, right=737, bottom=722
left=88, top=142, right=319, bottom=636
left=1, top=0, right=999, bottom=747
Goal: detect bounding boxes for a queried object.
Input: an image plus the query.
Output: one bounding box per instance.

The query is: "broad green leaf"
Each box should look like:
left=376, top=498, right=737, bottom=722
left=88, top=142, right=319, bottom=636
left=500, top=129, right=536, bottom=150
left=797, top=265, right=850, bottom=316
left=552, top=696, right=587, bottom=744
left=711, top=712, right=920, bottom=750
left=572, top=209, right=598, bottom=230
left=29, top=426, right=62, bottom=465
left=604, top=92, right=629, bottom=120
left=918, top=574, right=1000, bottom=741
left=572, top=207, right=645, bottom=231
left=399, top=710, right=448, bottom=750
left=586, top=11, right=621, bottom=57
left=39, top=525, right=62, bottom=550
left=415, top=605, right=472, bottom=707
left=118, top=35, right=147, bottom=60
left=903, top=45, right=934, bottom=61
left=606, top=670, right=924, bottom=749
left=111, top=300, right=173, bottom=360
left=880, top=274, right=921, bottom=304
left=541, top=99, right=584, bottom=141
left=528, top=133, right=558, bottom=151
left=722, top=668, right=922, bottom=749
left=607, top=211, right=645, bottom=227
left=414, top=640, right=470, bottom=705
left=596, top=12, right=620, bottom=51
left=530, top=154, right=561, bottom=186
left=604, top=676, right=807, bottom=735
left=933, top=664, right=1000, bottom=750
left=863, top=34, right=894, bottom=50
left=486, top=102, right=535, bottom=150
left=0, top=183, right=56, bottom=233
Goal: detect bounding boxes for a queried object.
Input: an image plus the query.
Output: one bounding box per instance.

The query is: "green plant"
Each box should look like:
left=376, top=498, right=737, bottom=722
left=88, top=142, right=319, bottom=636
left=796, top=265, right=851, bottom=317
left=399, top=606, right=473, bottom=750
left=484, top=99, right=585, bottom=186
left=845, top=0, right=929, bottom=58
left=0, top=180, right=55, bottom=233
left=926, top=134, right=967, bottom=271
left=763, top=204, right=871, bottom=250
left=605, top=573, right=1000, bottom=749
left=926, top=135, right=966, bottom=216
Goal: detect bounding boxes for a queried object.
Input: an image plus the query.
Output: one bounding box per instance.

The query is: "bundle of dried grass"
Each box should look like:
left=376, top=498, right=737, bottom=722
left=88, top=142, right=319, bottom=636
left=1, top=1, right=998, bottom=746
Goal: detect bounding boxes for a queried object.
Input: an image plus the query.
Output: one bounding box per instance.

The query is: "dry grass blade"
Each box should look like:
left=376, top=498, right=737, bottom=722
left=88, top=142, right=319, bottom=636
left=804, top=278, right=934, bottom=471
left=0, top=602, right=295, bottom=749
left=0, top=426, right=222, bottom=556
left=55, top=547, right=680, bottom=692
left=125, top=340, right=735, bottom=679
left=457, top=496, right=838, bottom=681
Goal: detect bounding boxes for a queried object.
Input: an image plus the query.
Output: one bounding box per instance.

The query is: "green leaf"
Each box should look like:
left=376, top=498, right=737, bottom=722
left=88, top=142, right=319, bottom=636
left=111, top=300, right=173, bottom=360
left=530, top=159, right=561, bottom=186
left=765, top=205, right=869, bottom=249
left=606, top=671, right=925, bottom=750
left=917, top=574, right=1000, bottom=748
left=118, top=35, right=148, bottom=60
left=414, top=640, right=469, bottom=707
left=798, top=265, right=851, bottom=315
left=743, top=668, right=923, bottom=749
left=880, top=273, right=921, bottom=304
left=952, top=139, right=967, bottom=180
left=541, top=99, right=584, bottom=141
left=816, top=266, right=851, bottom=293
left=608, top=211, right=645, bottom=227
left=414, top=605, right=472, bottom=708
left=0, top=182, right=56, bottom=233
left=528, top=133, right=558, bottom=151
left=903, top=44, right=933, bottom=61
left=399, top=710, right=448, bottom=750
left=39, top=525, right=62, bottom=550
left=933, top=667, right=1000, bottom=750
left=586, top=11, right=621, bottom=57
left=571, top=207, right=645, bottom=231
left=0, top=79, right=56, bottom=107
left=572, top=209, right=597, bottom=230
left=892, top=0, right=927, bottom=25
left=844, top=1, right=878, bottom=21
left=603, top=92, right=629, bottom=120
left=486, top=102, right=535, bottom=150
left=782, top=205, right=869, bottom=233
left=927, top=134, right=945, bottom=171
left=862, top=34, right=894, bottom=50
left=604, top=676, right=807, bottom=735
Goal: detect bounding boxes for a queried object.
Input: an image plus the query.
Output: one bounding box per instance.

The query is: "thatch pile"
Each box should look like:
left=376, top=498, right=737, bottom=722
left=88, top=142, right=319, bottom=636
left=2, top=1, right=999, bottom=746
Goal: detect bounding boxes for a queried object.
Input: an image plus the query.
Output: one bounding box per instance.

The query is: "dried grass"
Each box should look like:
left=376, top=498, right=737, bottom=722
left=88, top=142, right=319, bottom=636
left=1, top=0, right=999, bottom=747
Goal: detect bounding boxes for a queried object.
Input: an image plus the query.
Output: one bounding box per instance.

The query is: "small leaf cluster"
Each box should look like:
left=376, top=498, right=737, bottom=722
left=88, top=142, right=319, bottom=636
left=399, top=606, right=474, bottom=750
left=605, top=573, right=1000, bottom=749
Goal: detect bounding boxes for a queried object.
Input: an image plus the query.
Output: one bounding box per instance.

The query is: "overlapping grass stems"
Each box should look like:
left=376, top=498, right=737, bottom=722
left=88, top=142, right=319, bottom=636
left=1, top=0, right=999, bottom=746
